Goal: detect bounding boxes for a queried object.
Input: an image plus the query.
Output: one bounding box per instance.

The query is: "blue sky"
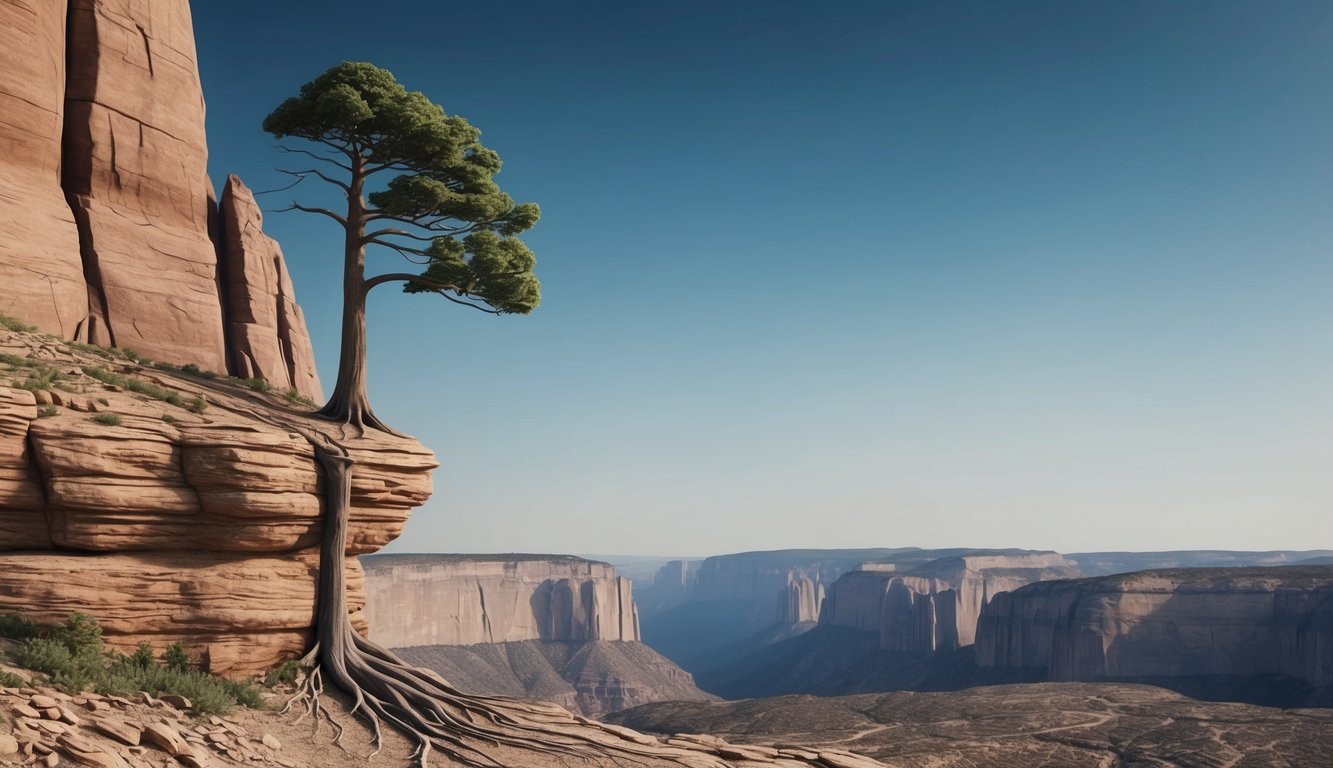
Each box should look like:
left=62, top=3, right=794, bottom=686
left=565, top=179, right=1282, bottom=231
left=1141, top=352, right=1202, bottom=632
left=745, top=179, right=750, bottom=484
left=193, top=1, right=1333, bottom=556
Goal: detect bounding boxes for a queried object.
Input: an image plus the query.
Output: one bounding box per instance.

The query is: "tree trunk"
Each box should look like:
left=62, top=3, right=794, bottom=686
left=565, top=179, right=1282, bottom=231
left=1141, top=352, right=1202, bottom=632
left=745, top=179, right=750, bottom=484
left=319, top=156, right=389, bottom=432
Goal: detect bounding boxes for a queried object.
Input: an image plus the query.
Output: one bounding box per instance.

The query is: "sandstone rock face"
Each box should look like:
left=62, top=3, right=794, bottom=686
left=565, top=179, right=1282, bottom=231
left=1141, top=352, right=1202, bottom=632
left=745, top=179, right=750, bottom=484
left=0, top=551, right=366, bottom=676
left=820, top=554, right=1081, bottom=654
left=0, top=1, right=323, bottom=394
left=362, top=555, right=640, bottom=647
left=219, top=175, right=321, bottom=401
left=0, top=332, right=437, bottom=674
left=62, top=0, right=227, bottom=370
left=974, top=567, right=1333, bottom=688
left=778, top=575, right=825, bottom=625
left=0, top=0, right=87, bottom=336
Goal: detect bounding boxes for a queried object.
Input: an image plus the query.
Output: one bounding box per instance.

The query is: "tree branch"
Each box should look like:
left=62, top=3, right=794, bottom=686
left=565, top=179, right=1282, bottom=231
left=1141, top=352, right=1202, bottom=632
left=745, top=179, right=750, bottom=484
left=278, top=168, right=351, bottom=193
left=364, top=238, right=433, bottom=265
left=281, top=202, right=349, bottom=226
left=275, top=145, right=353, bottom=172
left=363, top=274, right=502, bottom=314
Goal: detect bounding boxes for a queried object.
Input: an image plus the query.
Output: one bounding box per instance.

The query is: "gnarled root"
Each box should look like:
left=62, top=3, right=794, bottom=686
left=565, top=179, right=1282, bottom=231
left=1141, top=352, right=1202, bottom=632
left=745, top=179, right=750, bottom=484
left=294, top=434, right=691, bottom=768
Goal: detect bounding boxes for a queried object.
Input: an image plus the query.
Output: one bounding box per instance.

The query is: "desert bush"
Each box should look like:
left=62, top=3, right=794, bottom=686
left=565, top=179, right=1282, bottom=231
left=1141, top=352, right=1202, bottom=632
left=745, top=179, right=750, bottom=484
left=90, top=413, right=122, bottom=427
left=6, top=614, right=260, bottom=716
left=265, top=659, right=303, bottom=687
left=0, top=613, right=38, bottom=640
left=0, top=670, right=23, bottom=688
left=37, top=405, right=60, bottom=418
left=0, top=312, right=36, bottom=333
left=188, top=396, right=208, bottom=414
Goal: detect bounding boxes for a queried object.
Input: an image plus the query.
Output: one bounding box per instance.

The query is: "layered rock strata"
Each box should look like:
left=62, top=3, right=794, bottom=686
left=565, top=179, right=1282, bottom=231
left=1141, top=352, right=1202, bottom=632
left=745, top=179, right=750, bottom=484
left=0, top=331, right=435, bottom=674
left=0, top=0, right=320, bottom=394
left=974, top=567, right=1333, bottom=688
left=820, top=553, right=1081, bottom=654
left=362, top=555, right=640, bottom=647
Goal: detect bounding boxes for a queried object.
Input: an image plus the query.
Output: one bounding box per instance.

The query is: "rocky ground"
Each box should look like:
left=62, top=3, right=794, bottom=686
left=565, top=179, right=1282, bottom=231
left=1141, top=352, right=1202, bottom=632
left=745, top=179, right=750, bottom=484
left=609, top=682, right=1333, bottom=767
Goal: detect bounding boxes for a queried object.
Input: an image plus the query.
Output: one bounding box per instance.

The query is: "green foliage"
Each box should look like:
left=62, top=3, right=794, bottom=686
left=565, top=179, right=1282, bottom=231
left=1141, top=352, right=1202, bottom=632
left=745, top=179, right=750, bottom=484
left=162, top=642, right=191, bottom=672
left=161, top=413, right=179, bottom=424
left=6, top=614, right=259, bottom=716
left=242, top=377, right=271, bottom=392
left=0, top=312, right=36, bottom=333
left=37, top=405, right=60, bottom=418
left=0, top=670, right=22, bottom=689
left=65, top=341, right=113, bottom=359
left=177, top=363, right=218, bottom=379
left=47, top=612, right=103, bottom=654
left=0, top=613, right=38, bottom=640
left=117, top=347, right=143, bottom=363
left=281, top=389, right=318, bottom=408
left=84, top=367, right=184, bottom=407
left=130, top=643, right=156, bottom=669
left=408, top=230, right=541, bottom=314
left=265, top=61, right=541, bottom=315
left=90, top=413, right=122, bottom=427
left=265, top=659, right=303, bottom=687
left=187, top=396, right=208, bottom=414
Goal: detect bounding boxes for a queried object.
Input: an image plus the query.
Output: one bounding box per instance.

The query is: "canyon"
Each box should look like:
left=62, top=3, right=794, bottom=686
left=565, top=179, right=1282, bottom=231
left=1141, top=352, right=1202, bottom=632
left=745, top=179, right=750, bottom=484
left=362, top=554, right=712, bottom=717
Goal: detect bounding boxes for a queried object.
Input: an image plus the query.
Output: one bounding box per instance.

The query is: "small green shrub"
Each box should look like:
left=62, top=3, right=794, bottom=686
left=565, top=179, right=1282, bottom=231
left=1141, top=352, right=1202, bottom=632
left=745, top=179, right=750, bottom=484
left=162, top=642, right=191, bottom=672
left=118, top=347, right=142, bottom=363
left=6, top=613, right=258, bottom=716
left=130, top=642, right=156, bottom=670
left=0, top=613, right=38, bottom=640
left=84, top=367, right=185, bottom=407
left=65, top=341, right=113, bottom=359
left=179, top=363, right=217, bottom=379
left=90, top=413, right=122, bottom=427
left=37, top=405, right=60, bottom=418
left=48, top=612, right=103, bottom=654
left=282, top=389, right=318, bottom=408
left=242, top=377, right=271, bottom=392
left=161, top=413, right=179, bottom=424
left=0, top=313, right=36, bottom=333
left=0, top=670, right=23, bottom=688
left=188, top=396, right=208, bottom=414
left=265, top=659, right=303, bottom=687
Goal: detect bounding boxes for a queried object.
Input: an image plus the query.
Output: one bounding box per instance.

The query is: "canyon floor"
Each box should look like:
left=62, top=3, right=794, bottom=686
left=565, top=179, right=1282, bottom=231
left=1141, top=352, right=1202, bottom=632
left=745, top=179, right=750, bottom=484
left=609, top=682, right=1333, bottom=767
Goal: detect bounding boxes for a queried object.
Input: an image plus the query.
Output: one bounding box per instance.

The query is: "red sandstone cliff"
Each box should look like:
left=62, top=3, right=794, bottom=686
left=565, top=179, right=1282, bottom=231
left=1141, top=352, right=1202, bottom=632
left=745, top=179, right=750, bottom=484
left=0, top=0, right=321, bottom=399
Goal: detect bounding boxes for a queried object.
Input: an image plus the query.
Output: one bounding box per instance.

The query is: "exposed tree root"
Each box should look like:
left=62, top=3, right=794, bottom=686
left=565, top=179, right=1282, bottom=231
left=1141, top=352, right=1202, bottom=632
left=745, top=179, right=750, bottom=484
left=292, top=431, right=704, bottom=768
left=317, top=392, right=402, bottom=438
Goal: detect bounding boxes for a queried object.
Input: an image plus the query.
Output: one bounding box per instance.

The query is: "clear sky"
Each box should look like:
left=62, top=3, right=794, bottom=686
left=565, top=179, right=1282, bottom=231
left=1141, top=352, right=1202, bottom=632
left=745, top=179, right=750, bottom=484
left=192, top=1, right=1333, bottom=557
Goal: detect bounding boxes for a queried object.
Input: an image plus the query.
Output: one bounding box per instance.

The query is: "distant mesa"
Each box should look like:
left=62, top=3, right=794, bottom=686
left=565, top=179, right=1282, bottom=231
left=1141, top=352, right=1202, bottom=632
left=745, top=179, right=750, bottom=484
left=0, top=0, right=320, bottom=399
left=362, top=554, right=713, bottom=716
left=975, top=566, right=1333, bottom=695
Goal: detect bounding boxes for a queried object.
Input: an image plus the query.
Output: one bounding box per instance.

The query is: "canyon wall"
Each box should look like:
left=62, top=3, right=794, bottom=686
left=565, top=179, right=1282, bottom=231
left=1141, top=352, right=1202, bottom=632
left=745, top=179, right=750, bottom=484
left=0, top=0, right=320, bottom=400
left=362, top=554, right=640, bottom=647
left=0, top=333, right=435, bottom=674
left=974, top=567, right=1333, bottom=688
left=820, top=553, right=1081, bottom=654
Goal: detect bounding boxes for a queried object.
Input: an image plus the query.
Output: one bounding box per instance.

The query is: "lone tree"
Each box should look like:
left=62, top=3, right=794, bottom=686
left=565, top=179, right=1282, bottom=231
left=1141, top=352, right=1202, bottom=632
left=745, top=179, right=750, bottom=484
left=264, top=61, right=541, bottom=432
left=257, top=64, right=652, bottom=767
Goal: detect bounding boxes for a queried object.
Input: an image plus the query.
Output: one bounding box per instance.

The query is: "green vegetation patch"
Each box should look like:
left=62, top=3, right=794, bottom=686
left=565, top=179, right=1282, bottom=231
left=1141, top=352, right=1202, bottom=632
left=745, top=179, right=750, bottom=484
left=84, top=367, right=185, bottom=407
left=6, top=613, right=262, bottom=716
left=90, top=413, right=122, bottom=427
left=0, top=312, right=37, bottom=333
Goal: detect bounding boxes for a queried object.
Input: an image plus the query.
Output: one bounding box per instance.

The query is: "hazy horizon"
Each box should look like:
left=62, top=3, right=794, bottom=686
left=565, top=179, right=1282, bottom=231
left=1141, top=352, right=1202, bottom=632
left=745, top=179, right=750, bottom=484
left=195, top=1, right=1333, bottom=556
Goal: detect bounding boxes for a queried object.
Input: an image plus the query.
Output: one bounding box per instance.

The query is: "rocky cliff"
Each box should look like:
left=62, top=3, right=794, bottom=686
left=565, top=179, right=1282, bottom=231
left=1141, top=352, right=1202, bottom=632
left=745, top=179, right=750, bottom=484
left=0, top=329, right=435, bottom=675
left=819, top=553, right=1080, bottom=654
left=362, top=554, right=640, bottom=646
left=0, top=0, right=320, bottom=399
left=974, top=567, right=1333, bottom=690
